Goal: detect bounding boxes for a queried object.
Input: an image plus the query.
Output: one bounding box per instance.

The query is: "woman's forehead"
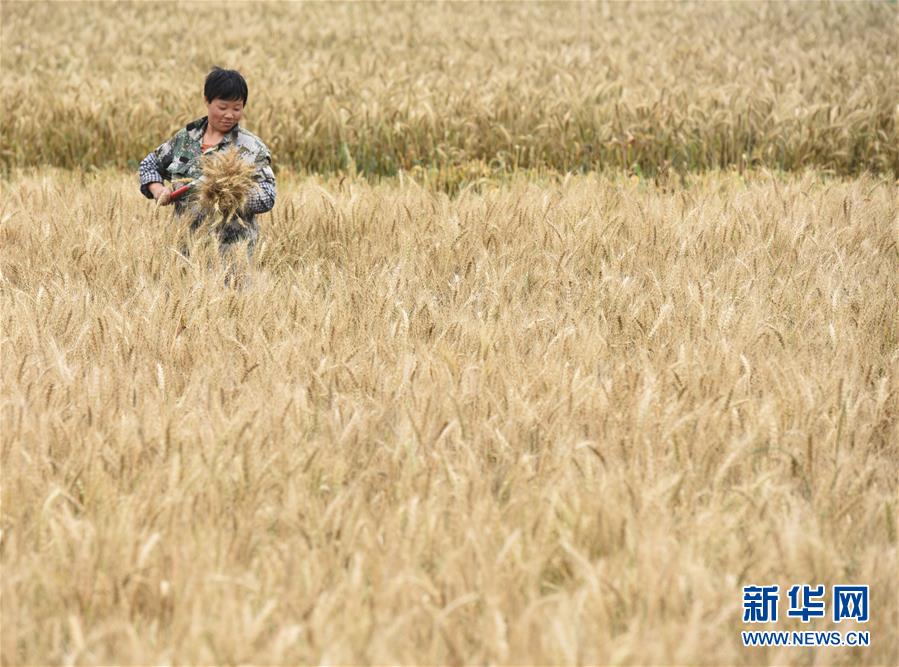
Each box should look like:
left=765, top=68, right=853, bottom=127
left=210, top=98, right=244, bottom=106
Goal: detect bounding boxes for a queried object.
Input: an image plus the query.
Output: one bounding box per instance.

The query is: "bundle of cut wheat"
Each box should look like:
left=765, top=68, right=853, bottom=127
left=196, top=149, right=256, bottom=219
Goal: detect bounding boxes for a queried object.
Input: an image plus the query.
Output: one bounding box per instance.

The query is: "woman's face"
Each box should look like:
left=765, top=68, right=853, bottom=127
left=206, top=97, right=244, bottom=134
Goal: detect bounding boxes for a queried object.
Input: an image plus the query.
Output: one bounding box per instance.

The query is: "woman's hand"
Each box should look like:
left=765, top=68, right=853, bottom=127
left=149, top=182, right=173, bottom=206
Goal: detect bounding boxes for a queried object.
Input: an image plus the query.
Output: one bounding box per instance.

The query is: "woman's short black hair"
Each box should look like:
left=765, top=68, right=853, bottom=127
left=204, top=67, right=248, bottom=105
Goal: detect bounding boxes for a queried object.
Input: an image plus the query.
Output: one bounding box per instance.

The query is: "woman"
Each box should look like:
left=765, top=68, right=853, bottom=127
left=138, top=67, right=276, bottom=260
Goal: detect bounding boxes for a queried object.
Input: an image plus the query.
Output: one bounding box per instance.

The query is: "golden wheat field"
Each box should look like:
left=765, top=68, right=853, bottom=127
left=2, top=2, right=898, bottom=178
left=2, top=2, right=899, bottom=666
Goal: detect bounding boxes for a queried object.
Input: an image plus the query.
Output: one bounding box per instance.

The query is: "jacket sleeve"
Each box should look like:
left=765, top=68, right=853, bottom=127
left=243, top=147, right=276, bottom=215
left=138, top=137, right=176, bottom=199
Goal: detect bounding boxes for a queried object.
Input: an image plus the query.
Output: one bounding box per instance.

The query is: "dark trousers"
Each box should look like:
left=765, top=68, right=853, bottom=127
left=177, top=211, right=258, bottom=287
left=178, top=209, right=258, bottom=257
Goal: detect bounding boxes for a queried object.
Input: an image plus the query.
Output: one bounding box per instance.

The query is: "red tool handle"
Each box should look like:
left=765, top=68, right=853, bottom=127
left=170, top=184, right=192, bottom=201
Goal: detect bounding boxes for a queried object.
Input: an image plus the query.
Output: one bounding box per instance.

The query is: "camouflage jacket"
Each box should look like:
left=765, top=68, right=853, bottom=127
left=138, top=116, right=276, bottom=223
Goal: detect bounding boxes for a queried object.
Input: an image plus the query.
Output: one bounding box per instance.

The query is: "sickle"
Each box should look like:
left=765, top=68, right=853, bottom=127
left=169, top=183, right=193, bottom=201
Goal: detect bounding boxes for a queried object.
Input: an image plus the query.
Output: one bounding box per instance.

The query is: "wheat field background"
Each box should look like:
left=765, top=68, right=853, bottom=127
left=2, top=2, right=898, bottom=666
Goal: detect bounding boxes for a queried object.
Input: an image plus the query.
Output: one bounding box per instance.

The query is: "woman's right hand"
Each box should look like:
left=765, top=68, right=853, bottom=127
left=149, top=182, right=173, bottom=206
